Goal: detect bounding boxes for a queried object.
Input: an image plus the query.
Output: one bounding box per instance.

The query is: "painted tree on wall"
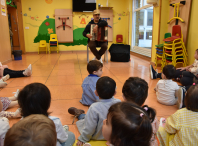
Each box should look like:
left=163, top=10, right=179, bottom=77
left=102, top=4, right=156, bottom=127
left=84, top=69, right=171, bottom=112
left=34, top=18, right=88, bottom=46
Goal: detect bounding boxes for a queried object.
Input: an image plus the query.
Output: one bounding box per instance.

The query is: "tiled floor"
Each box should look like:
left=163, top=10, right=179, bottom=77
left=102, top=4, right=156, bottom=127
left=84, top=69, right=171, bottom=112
left=0, top=51, right=178, bottom=139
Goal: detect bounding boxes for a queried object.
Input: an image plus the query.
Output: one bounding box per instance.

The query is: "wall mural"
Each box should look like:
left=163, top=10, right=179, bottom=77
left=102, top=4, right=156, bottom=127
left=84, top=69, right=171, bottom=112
left=34, top=18, right=88, bottom=46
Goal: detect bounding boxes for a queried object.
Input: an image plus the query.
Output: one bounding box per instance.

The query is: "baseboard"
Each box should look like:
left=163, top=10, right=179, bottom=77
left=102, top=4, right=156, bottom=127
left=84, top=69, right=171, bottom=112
left=130, top=51, right=151, bottom=62
left=150, top=61, right=155, bottom=66
left=2, top=58, right=12, bottom=64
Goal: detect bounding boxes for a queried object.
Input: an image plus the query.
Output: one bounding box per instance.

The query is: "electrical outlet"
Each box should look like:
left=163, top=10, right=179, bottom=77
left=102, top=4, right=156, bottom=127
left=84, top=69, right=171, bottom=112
left=25, top=27, right=29, bottom=29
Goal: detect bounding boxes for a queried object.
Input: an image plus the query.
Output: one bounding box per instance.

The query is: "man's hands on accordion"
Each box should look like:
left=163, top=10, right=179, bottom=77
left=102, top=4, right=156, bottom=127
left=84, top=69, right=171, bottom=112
left=86, top=34, right=93, bottom=39
left=93, top=25, right=98, bottom=33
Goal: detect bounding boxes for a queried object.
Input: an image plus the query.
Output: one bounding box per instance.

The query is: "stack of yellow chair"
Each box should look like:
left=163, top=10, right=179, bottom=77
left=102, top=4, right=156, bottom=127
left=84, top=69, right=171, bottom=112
left=49, top=34, right=59, bottom=53
left=161, top=25, right=188, bottom=69
left=154, top=33, right=171, bottom=69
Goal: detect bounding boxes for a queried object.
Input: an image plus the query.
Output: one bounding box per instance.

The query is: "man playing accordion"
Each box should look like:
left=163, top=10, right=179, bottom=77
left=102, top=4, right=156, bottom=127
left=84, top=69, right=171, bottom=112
left=83, top=9, right=108, bottom=63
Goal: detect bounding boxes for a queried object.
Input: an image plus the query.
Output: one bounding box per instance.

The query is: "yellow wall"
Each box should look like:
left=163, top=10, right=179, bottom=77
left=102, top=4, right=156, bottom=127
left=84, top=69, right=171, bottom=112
left=151, top=3, right=160, bottom=62
left=0, top=1, right=12, bottom=63
left=187, top=0, right=198, bottom=65
left=21, top=0, right=130, bottom=52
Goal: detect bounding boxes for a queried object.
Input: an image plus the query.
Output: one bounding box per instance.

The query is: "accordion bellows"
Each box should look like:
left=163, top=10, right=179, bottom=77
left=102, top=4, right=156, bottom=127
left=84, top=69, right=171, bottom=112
left=90, top=24, right=108, bottom=42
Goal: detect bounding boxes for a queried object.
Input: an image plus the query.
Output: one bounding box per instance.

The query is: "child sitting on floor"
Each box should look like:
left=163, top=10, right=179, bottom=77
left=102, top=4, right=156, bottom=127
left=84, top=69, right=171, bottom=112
left=0, top=89, right=21, bottom=118
left=0, top=63, right=32, bottom=88
left=157, top=84, right=198, bottom=146
left=80, top=60, right=103, bottom=106
left=150, top=49, right=198, bottom=87
left=122, top=77, right=159, bottom=146
left=83, top=102, right=154, bottom=146
left=4, top=114, right=57, bottom=146
left=153, top=65, right=182, bottom=107
left=0, top=101, right=10, bottom=146
left=68, top=76, right=121, bottom=146
left=18, top=83, right=75, bottom=146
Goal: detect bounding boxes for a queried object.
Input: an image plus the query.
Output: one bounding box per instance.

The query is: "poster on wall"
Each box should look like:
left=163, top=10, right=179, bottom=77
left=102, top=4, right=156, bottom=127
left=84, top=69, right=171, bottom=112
left=1, top=7, right=6, bottom=16
left=1, top=0, right=5, bottom=6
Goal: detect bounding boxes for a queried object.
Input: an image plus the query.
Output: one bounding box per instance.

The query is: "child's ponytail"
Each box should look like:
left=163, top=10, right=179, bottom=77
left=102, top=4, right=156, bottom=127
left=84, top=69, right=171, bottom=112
left=142, top=105, right=156, bottom=123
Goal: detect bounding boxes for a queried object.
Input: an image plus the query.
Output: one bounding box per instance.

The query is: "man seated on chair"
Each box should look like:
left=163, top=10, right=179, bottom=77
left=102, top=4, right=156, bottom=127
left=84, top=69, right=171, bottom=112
left=83, top=9, right=108, bottom=64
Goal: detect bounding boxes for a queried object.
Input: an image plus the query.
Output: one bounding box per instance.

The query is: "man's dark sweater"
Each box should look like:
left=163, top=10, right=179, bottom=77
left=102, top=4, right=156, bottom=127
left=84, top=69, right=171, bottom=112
left=83, top=18, right=108, bottom=43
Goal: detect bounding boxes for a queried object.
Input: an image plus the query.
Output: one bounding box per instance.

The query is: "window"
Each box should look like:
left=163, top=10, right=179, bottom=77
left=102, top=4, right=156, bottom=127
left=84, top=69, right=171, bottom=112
left=131, top=0, right=153, bottom=57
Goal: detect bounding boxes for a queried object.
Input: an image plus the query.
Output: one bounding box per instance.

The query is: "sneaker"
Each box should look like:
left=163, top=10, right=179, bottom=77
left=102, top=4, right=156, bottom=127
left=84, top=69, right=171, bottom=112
left=68, top=107, right=85, bottom=124
left=83, top=143, right=91, bottom=146
left=63, top=125, right=69, bottom=132
left=13, top=89, right=20, bottom=100
left=176, top=87, right=185, bottom=109
left=149, top=65, right=157, bottom=79
left=1, top=74, right=10, bottom=82
left=0, top=80, right=7, bottom=88
left=159, top=117, right=166, bottom=127
left=99, top=58, right=103, bottom=64
left=92, top=57, right=96, bottom=60
left=14, top=108, right=21, bottom=118
left=23, top=64, right=32, bottom=76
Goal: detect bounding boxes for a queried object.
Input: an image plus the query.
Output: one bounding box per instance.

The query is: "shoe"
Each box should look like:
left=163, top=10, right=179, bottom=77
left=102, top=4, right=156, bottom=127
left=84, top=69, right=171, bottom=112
left=14, top=108, right=21, bottom=118
left=13, top=89, right=20, bottom=100
left=1, top=74, right=10, bottom=82
left=68, top=107, right=85, bottom=116
left=68, top=107, right=85, bottom=124
left=159, top=117, right=166, bottom=127
left=23, top=64, right=32, bottom=76
left=0, top=80, right=7, bottom=88
left=176, top=87, right=185, bottom=109
left=149, top=65, right=157, bottom=79
left=92, top=57, right=96, bottom=60
left=83, top=143, right=91, bottom=146
left=63, top=125, right=69, bottom=132
left=99, top=58, right=103, bottom=64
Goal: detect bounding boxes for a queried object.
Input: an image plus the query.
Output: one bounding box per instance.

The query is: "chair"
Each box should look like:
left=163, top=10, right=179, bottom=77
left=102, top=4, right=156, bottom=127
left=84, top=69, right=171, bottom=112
left=49, top=34, right=59, bottom=53
left=116, top=34, right=123, bottom=43
left=154, top=33, right=171, bottom=69
left=38, top=40, right=48, bottom=54
left=87, top=44, right=108, bottom=63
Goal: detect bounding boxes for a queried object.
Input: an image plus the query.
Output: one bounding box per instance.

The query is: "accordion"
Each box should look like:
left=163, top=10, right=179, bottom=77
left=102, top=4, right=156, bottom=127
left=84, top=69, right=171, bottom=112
left=90, top=24, right=108, bottom=42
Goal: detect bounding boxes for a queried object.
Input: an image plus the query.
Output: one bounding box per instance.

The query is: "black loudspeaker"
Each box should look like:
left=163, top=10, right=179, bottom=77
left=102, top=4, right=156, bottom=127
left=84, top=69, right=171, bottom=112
left=109, top=44, right=130, bottom=62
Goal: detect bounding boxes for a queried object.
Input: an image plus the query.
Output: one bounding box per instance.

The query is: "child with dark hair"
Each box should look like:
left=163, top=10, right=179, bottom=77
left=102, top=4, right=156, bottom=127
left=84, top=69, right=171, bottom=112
left=18, top=83, right=75, bottom=146
left=157, top=84, right=198, bottom=145
left=150, top=49, right=198, bottom=87
left=154, top=65, right=182, bottom=106
left=102, top=102, right=154, bottom=146
left=68, top=76, right=121, bottom=146
left=122, top=77, right=159, bottom=146
left=80, top=60, right=103, bottom=106
left=4, top=114, right=57, bottom=146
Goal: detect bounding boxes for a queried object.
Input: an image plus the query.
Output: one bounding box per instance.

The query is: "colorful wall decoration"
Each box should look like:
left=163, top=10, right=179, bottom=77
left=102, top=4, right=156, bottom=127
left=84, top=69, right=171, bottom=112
left=21, top=0, right=130, bottom=52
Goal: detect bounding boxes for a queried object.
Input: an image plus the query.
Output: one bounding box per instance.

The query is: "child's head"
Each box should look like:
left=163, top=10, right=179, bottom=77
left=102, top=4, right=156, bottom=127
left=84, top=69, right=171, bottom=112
left=87, top=60, right=103, bottom=76
left=162, top=65, right=175, bottom=79
left=194, top=49, right=198, bottom=60
left=185, top=84, right=198, bottom=111
left=4, top=114, right=57, bottom=146
left=122, top=77, right=148, bottom=106
left=18, top=83, right=51, bottom=117
left=102, top=102, right=153, bottom=146
left=95, top=76, right=116, bottom=99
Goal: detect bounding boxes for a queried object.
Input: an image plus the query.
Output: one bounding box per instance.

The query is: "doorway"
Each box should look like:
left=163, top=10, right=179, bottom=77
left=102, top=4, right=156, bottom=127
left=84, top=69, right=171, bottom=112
left=7, top=0, right=25, bottom=53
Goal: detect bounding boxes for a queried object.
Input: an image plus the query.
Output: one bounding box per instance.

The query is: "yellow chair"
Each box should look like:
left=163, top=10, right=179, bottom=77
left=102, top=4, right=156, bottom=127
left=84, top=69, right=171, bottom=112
left=73, top=140, right=107, bottom=146
left=38, top=40, right=48, bottom=54
left=49, top=34, right=59, bottom=53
